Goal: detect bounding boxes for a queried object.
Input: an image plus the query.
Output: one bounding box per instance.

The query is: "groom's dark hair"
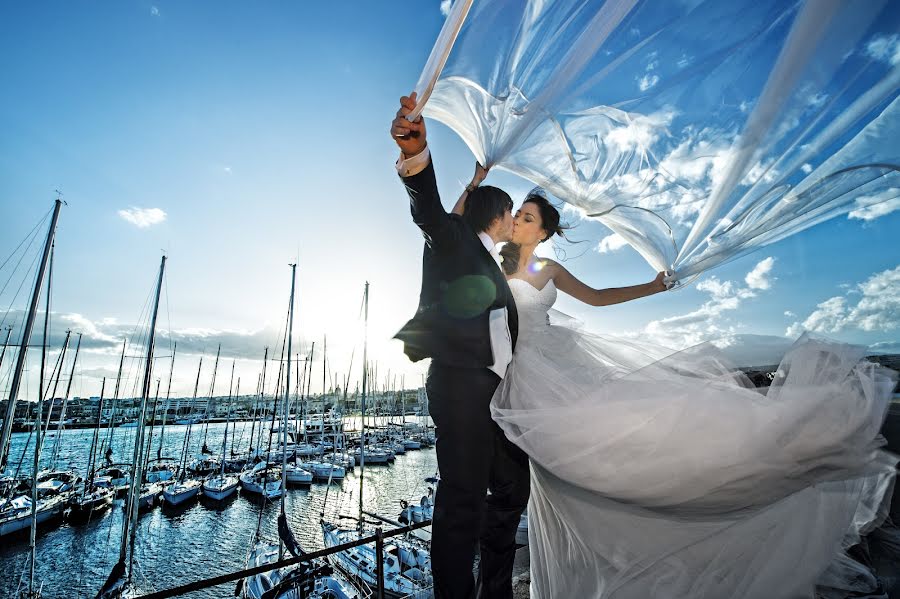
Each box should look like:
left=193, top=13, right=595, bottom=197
left=462, top=186, right=513, bottom=233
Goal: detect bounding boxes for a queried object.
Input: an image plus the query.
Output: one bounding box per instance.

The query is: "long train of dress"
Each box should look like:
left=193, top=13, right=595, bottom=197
left=491, top=278, right=897, bottom=599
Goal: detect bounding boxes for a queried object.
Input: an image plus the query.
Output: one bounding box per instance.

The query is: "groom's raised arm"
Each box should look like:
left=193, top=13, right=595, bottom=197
left=391, top=93, right=458, bottom=249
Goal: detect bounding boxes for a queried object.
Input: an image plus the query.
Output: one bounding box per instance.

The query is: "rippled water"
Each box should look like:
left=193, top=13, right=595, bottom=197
left=0, top=419, right=438, bottom=598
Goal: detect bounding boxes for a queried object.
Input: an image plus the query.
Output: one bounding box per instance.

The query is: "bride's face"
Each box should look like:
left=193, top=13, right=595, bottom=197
left=512, top=201, right=548, bottom=246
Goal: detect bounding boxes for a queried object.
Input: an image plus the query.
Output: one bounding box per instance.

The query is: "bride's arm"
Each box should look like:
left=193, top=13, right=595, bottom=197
left=551, top=261, right=667, bottom=306
left=451, top=162, right=490, bottom=215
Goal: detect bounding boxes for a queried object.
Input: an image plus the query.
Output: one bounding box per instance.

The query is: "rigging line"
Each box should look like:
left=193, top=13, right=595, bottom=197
left=0, top=240, right=44, bottom=333
left=121, top=279, right=157, bottom=414
left=0, top=205, right=51, bottom=274
left=163, top=266, right=173, bottom=369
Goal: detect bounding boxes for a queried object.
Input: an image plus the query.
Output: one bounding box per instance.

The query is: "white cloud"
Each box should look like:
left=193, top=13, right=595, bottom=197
left=806, top=92, right=828, bottom=109
left=745, top=256, right=775, bottom=290
left=118, top=207, right=166, bottom=228
left=658, top=127, right=736, bottom=193
left=596, top=233, right=628, bottom=254
left=800, top=163, right=813, bottom=174
left=637, top=74, right=659, bottom=92
left=847, top=188, right=900, bottom=222
left=865, top=34, right=900, bottom=66
left=741, top=158, right=779, bottom=186
left=623, top=258, right=772, bottom=349
left=60, top=313, right=119, bottom=345
left=784, top=310, right=795, bottom=318
left=606, top=107, right=676, bottom=153
left=439, top=0, right=452, bottom=17
left=150, top=5, right=160, bottom=16
left=677, top=55, right=691, bottom=68
left=786, top=265, right=900, bottom=337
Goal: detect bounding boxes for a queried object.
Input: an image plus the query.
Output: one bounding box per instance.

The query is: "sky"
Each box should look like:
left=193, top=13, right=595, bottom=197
left=1, top=1, right=898, bottom=401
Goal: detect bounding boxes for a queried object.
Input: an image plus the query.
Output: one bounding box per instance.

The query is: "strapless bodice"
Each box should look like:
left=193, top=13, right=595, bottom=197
left=508, top=278, right=557, bottom=337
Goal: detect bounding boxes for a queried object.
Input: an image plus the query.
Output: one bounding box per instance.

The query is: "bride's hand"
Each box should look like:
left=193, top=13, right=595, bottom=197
left=651, top=271, right=668, bottom=293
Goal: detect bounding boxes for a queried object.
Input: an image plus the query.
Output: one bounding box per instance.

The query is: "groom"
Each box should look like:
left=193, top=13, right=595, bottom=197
left=391, top=93, right=530, bottom=599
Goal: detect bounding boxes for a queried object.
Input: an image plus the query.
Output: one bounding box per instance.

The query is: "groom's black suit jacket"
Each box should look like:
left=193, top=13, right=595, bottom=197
left=395, top=158, right=518, bottom=368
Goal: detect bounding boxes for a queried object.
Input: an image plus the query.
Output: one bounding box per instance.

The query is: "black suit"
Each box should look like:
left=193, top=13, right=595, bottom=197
left=396, top=158, right=529, bottom=599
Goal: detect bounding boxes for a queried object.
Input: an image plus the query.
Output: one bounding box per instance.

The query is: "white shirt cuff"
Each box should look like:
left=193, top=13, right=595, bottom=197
left=396, top=146, right=431, bottom=178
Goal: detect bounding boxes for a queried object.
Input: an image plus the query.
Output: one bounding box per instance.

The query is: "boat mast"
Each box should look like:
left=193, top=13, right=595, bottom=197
left=120, top=255, right=166, bottom=580
left=321, top=335, right=326, bottom=453
left=27, top=234, right=55, bottom=597
left=230, top=378, right=240, bottom=458
left=101, top=339, right=127, bottom=461
left=0, top=199, right=62, bottom=473
left=141, top=379, right=162, bottom=484
left=358, top=282, right=368, bottom=532
left=248, top=348, right=267, bottom=456
left=221, top=361, right=235, bottom=478
left=50, top=331, right=82, bottom=468
left=279, top=264, right=296, bottom=560
left=38, top=330, right=70, bottom=457
left=0, top=326, right=12, bottom=373
left=84, top=378, right=107, bottom=501
left=157, top=342, right=176, bottom=460
left=178, top=358, right=204, bottom=480
left=293, top=352, right=301, bottom=445
left=303, top=343, right=315, bottom=446
left=200, top=344, right=221, bottom=454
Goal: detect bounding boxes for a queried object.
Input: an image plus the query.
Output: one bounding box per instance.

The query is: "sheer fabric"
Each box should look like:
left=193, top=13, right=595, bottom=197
left=412, top=0, right=900, bottom=282
left=491, top=279, right=897, bottom=598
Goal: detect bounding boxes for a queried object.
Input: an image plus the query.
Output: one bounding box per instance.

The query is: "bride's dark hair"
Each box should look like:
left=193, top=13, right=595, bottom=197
left=500, top=187, right=570, bottom=275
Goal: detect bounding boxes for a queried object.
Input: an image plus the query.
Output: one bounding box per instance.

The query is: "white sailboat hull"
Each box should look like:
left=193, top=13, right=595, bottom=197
left=162, top=480, right=202, bottom=506
left=240, top=470, right=283, bottom=499
left=202, top=475, right=239, bottom=500
left=0, top=495, right=66, bottom=537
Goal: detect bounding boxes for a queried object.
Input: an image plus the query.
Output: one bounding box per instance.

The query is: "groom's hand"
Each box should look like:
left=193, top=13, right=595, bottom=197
left=391, top=92, right=427, bottom=158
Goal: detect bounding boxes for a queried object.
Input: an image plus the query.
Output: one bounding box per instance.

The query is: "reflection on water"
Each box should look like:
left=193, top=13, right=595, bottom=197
left=0, top=420, right=437, bottom=598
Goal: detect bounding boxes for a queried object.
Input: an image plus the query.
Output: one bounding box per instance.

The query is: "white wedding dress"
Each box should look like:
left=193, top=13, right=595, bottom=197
left=491, top=278, right=898, bottom=599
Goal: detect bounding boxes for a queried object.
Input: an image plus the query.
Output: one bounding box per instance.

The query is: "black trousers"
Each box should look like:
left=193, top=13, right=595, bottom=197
left=426, top=362, right=530, bottom=599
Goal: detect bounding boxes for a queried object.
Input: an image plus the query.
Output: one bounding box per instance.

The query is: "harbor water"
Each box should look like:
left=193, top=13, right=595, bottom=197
left=0, top=418, right=437, bottom=598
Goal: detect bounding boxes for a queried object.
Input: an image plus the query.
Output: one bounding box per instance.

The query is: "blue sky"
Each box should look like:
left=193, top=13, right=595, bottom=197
left=1, top=2, right=898, bottom=399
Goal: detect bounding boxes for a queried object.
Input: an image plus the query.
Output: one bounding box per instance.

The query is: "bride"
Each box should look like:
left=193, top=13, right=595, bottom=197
left=456, top=175, right=897, bottom=598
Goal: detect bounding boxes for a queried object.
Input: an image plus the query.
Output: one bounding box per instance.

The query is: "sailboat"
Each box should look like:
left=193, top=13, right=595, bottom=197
left=242, top=264, right=360, bottom=599
left=144, top=344, right=179, bottom=486
left=202, top=361, right=240, bottom=501
left=303, top=337, right=346, bottom=482
left=191, top=344, right=222, bottom=475
left=162, top=357, right=204, bottom=507
left=94, top=254, right=166, bottom=598
left=135, top=379, right=165, bottom=511
left=239, top=461, right=283, bottom=500
left=241, top=342, right=288, bottom=498
left=322, top=282, right=434, bottom=599
left=69, top=378, right=115, bottom=523
left=398, top=476, right=437, bottom=525
left=0, top=201, right=69, bottom=550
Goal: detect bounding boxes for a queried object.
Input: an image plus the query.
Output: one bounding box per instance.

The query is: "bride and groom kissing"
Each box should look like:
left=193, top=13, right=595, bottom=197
left=390, top=93, right=898, bottom=599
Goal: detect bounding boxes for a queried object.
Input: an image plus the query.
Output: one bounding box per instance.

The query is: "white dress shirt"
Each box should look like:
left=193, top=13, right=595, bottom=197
left=476, top=232, right=514, bottom=380
left=396, top=146, right=432, bottom=177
